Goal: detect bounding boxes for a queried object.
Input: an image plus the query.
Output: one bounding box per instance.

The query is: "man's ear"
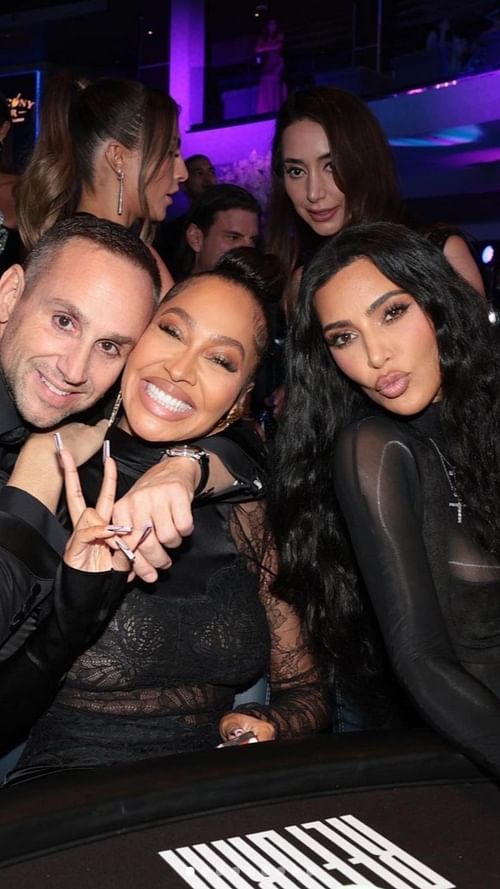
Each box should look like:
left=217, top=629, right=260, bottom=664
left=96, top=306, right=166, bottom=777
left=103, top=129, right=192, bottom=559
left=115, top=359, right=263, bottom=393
left=186, top=223, right=203, bottom=255
left=0, top=265, right=24, bottom=327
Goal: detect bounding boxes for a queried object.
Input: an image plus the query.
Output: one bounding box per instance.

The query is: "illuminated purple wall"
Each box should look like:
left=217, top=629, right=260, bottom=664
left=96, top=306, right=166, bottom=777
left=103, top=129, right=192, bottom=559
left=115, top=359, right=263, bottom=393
left=168, top=5, right=500, bottom=236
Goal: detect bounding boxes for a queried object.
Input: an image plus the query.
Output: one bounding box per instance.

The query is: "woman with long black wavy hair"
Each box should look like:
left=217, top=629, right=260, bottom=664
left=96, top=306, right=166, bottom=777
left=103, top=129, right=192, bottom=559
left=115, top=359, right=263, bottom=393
left=269, top=220, right=500, bottom=777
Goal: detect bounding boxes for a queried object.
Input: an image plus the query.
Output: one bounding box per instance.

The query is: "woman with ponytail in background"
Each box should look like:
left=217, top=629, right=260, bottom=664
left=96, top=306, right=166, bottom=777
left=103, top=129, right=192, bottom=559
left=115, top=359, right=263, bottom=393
left=15, top=72, right=187, bottom=292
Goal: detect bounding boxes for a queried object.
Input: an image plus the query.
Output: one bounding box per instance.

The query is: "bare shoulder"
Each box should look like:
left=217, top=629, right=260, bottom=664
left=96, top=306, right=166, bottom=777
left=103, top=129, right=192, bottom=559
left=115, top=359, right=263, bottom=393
left=443, top=234, right=485, bottom=297
left=0, top=173, right=19, bottom=229
left=148, top=243, right=174, bottom=295
left=283, top=265, right=303, bottom=317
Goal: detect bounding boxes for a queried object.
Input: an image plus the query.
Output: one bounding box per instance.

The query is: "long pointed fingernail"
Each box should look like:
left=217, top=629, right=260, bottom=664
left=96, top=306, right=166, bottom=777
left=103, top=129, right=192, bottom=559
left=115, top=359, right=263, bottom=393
left=106, top=524, right=133, bottom=533
left=114, top=537, right=136, bottom=562
left=102, top=440, right=110, bottom=463
left=53, top=432, right=63, bottom=452
left=136, top=524, right=153, bottom=546
left=229, top=728, right=244, bottom=738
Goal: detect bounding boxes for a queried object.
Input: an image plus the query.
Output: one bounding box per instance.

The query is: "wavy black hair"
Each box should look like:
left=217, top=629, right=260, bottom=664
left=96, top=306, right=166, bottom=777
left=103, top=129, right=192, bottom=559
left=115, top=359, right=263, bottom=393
left=269, top=221, right=500, bottom=705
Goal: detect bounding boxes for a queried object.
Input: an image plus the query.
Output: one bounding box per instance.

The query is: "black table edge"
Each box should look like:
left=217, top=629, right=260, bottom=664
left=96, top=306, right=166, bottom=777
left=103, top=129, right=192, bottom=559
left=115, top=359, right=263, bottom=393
left=0, top=729, right=490, bottom=867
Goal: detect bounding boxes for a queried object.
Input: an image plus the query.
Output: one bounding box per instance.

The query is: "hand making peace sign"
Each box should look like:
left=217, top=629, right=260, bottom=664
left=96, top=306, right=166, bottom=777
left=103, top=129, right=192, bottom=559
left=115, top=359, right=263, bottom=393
left=60, top=442, right=133, bottom=575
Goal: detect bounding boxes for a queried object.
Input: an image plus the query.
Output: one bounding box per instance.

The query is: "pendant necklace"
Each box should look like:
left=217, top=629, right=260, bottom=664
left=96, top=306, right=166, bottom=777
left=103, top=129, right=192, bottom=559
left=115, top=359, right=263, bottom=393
left=429, top=437, right=464, bottom=524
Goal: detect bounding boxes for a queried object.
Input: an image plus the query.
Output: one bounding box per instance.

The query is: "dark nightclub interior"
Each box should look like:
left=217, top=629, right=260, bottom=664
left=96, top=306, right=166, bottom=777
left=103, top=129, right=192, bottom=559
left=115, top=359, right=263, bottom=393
left=2, top=1, right=500, bottom=297
left=1, top=3, right=500, bottom=887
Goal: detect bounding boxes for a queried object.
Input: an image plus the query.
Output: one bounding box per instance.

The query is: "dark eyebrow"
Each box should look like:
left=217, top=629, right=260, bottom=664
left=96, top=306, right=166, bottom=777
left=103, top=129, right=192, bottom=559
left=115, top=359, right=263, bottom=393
left=161, top=305, right=245, bottom=358
left=162, top=306, right=195, bottom=328
left=209, top=334, right=245, bottom=358
left=50, top=300, right=136, bottom=345
left=366, top=289, right=407, bottom=315
left=284, top=152, right=332, bottom=164
left=322, top=289, right=407, bottom=333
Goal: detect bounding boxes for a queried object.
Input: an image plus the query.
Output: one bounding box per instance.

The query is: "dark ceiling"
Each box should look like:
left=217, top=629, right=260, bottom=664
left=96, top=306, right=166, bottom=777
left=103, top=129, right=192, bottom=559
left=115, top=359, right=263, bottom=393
left=0, top=1, right=154, bottom=77
left=3, top=0, right=500, bottom=238
left=0, top=1, right=497, bottom=78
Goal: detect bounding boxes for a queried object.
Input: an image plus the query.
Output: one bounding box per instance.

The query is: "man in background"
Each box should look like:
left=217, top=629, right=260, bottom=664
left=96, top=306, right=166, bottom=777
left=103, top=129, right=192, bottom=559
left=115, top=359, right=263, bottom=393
left=174, top=183, right=261, bottom=278
left=153, top=153, right=217, bottom=277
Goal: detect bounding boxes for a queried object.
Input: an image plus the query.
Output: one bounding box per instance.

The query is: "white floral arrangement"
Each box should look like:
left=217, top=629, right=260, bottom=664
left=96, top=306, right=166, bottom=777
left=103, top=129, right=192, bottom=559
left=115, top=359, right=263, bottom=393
left=216, top=148, right=272, bottom=211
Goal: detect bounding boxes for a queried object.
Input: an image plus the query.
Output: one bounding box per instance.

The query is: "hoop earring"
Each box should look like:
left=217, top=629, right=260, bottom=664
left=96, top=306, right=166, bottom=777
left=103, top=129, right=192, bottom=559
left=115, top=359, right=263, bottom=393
left=212, top=401, right=244, bottom=434
left=107, top=391, right=123, bottom=428
left=117, top=170, right=124, bottom=216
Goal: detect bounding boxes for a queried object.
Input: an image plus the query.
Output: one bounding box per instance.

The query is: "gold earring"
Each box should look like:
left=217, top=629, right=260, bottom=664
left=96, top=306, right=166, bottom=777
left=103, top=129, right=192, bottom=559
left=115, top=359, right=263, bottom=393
left=213, top=402, right=244, bottom=434
left=107, top=391, right=123, bottom=428
left=117, top=170, right=124, bottom=216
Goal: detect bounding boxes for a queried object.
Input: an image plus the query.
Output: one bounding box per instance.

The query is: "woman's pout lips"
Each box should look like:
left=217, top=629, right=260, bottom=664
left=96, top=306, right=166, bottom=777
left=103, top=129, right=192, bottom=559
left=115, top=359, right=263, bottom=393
left=375, top=372, right=410, bottom=398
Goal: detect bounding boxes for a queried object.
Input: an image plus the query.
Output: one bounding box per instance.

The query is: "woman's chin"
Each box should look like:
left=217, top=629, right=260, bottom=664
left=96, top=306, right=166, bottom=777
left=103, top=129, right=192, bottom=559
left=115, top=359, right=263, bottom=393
left=121, top=410, right=221, bottom=444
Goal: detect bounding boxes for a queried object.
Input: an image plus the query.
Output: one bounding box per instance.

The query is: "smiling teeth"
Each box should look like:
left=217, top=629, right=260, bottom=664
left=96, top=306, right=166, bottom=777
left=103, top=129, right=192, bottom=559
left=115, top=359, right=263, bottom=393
left=146, top=383, right=192, bottom=413
left=41, top=376, right=71, bottom=396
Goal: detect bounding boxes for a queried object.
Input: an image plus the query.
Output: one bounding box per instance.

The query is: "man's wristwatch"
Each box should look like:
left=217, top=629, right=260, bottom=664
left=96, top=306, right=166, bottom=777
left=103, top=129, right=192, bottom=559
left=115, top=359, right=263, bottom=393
left=161, top=445, right=210, bottom=497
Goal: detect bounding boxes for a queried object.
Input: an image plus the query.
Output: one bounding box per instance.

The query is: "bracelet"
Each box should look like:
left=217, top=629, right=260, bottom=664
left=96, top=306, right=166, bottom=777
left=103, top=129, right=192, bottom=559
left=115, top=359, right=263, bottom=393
left=161, top=445, right=210, bottom=497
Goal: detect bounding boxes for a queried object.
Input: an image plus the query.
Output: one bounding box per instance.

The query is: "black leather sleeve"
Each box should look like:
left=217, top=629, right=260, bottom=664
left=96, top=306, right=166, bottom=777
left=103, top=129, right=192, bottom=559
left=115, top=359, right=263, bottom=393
left=0, top=487, right=68, bottom=556
left=0, top=511, right=61, bottom=658
left=25, top=563, right=128, bottom=677
left=0, top=564, right=128, bottom=754
left=195, top=420, right=268, bottom=503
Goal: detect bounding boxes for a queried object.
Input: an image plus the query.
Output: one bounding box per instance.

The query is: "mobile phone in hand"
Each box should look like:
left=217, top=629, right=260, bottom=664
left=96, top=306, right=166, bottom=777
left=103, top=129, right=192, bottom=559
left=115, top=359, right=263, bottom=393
left=217, top=730, right=258, bottom=748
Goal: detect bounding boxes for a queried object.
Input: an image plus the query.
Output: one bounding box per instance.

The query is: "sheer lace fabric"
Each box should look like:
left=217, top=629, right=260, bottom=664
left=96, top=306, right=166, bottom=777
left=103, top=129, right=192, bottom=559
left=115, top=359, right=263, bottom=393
left=333, top=405, right=500, bottom=777
left=19, top=428, right=329, bottom=768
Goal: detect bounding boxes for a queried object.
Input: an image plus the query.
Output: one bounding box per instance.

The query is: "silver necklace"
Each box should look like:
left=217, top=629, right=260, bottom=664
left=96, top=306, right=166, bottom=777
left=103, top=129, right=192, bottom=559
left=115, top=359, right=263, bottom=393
left=429, top=437, right=464, bottom=524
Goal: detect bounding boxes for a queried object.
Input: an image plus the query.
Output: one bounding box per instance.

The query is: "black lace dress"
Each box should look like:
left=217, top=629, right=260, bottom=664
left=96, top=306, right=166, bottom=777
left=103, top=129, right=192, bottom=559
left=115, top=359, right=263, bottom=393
left=333, top=403, right=500, bottom=777
left=17, top=427, right=329, bottom=768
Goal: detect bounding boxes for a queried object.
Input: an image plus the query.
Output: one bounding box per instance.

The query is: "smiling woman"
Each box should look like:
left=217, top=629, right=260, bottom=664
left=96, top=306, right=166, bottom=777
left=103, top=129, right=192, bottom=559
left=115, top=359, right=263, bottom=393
left=269, top=221, right=500, bottom=779
left=3, top=247, right=330, bottom=774
left=120, top=275, right=262, bottom=442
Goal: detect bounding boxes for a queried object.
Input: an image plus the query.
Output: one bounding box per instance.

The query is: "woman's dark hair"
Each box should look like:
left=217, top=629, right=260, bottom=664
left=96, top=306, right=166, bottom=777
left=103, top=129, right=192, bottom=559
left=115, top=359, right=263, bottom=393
left=265, top=86, right=402, bottom=282
left=164, top=246, right=283, bottom=367
left=16, top=71, right=179, bottom=250
left=269, top=220, right=500, bottom=705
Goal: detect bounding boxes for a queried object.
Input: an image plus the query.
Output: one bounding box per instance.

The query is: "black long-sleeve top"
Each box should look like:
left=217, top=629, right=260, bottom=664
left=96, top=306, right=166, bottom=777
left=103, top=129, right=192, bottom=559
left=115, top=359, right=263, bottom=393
left=333, top=403, right=500, bottom=778
left=0, top=374, right=269, bottom=751
left=3, top=426, right=329, bottom=766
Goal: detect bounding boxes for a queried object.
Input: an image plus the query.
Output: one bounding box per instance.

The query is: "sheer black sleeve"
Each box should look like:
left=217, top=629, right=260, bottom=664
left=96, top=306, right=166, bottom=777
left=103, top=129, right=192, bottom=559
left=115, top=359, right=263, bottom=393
left=333, top=415, right=500, bottom=777
left=227, top=502, right=331, bottom=738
